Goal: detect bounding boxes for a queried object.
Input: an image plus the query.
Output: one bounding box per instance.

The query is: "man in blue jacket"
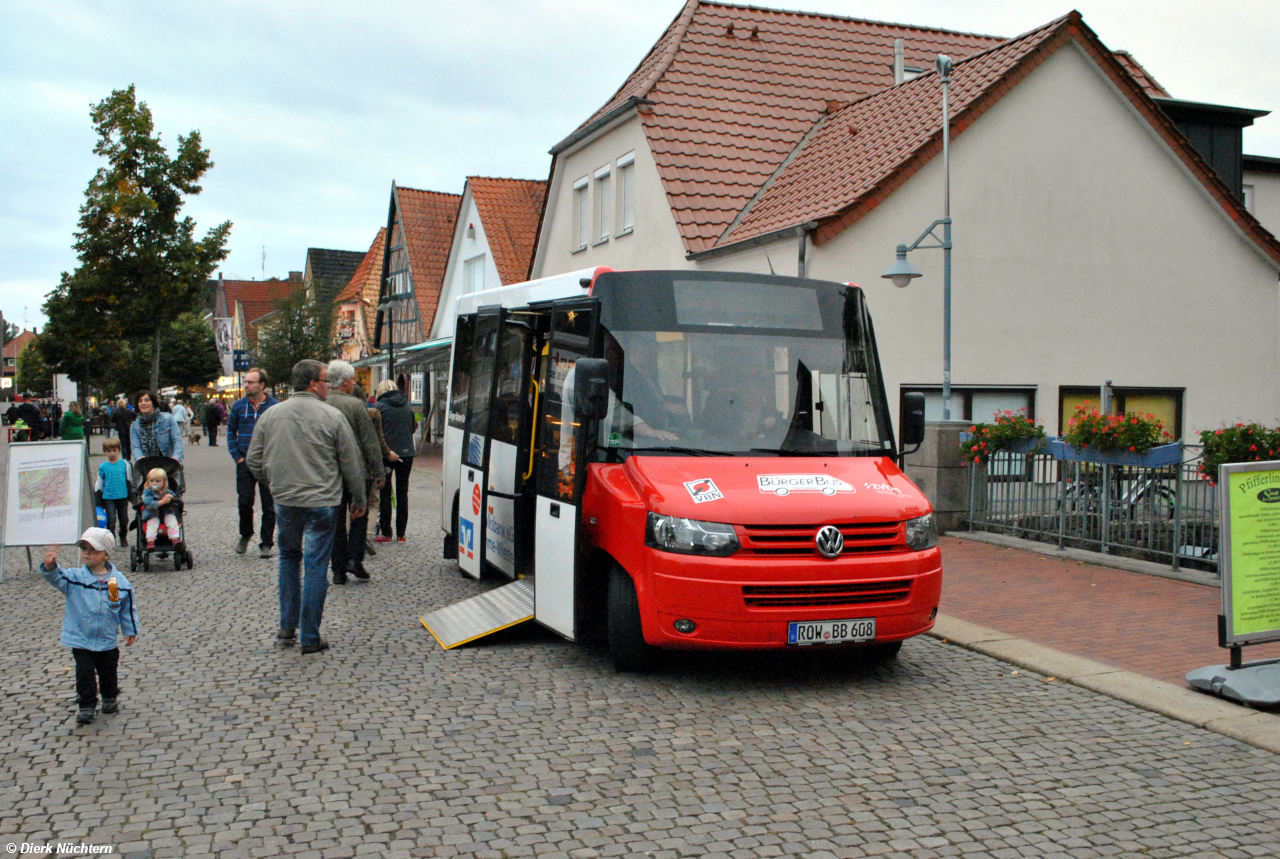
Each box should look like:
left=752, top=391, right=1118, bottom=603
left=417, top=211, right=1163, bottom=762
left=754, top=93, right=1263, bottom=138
left=227, top=368, right=280, bottom=557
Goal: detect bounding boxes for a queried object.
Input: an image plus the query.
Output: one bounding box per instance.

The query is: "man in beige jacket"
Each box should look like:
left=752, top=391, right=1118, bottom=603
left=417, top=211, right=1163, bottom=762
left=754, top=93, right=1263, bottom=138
left=246, top=360, right=365, bottom=654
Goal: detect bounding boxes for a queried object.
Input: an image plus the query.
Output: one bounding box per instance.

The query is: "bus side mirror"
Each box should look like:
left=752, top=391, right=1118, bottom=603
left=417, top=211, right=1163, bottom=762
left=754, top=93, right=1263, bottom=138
left=573, top=358, right=610, bottom=420
left=900, top=392, right=926, bottom=450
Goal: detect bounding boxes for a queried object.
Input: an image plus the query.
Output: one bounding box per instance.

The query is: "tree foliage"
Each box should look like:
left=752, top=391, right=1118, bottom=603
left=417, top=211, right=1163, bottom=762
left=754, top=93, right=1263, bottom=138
left=161, top=312, right=222, bottom=391
left=253, top=286, right=337, bottom=389
left=16, top=336, right=54, bottom=397
left=42, top=85, right=231, bottom=392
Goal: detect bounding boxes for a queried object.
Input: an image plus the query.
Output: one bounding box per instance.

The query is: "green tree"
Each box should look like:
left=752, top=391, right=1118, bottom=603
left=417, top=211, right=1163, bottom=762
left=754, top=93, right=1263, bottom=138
left=16, top=335, right=54, bottom=397
left=253, top=285, right=337, bottom=389
left=43, top=85, right=231, bottom=392
left=161, top=312, right=222, bottom=391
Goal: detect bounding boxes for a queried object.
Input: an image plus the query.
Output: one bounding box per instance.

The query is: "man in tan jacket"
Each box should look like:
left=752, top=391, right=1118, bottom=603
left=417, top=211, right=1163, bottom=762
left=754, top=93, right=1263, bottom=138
left=246, top=360, right=365, bottom=654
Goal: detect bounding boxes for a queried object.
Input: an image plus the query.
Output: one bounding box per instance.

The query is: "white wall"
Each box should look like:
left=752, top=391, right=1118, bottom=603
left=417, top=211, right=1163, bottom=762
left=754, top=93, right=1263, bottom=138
left=761, top=41, right=1279, bottom=436
left=534, top=116, right=691, bottom=278
left=1244, top=169, right=1280, bottom=241
left=431, top=189, right=503, bottom=341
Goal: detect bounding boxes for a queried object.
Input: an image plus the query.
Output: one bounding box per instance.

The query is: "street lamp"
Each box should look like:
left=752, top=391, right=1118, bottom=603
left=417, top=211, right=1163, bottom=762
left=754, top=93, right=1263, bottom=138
left=882, top=54, right=955, bottom=420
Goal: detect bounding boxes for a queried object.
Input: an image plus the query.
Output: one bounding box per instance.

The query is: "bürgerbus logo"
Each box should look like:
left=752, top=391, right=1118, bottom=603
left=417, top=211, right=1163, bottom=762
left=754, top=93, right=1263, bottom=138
left=684, top=478, right=723, bottom=503
left=757, top=474, right=854, bottom=496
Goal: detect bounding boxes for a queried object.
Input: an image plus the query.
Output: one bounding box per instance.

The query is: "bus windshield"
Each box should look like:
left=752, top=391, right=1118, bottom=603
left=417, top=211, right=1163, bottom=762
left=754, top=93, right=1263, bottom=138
left=593, top=272, right=895, bottom=457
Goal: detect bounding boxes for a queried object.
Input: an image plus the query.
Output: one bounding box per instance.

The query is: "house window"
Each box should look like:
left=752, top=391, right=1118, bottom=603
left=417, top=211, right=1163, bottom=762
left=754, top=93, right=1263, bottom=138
left=594, top=165, right=611, bottom=244
left=572, top=177, right=589, bottom=252
left=410, top=372, right=425, bottom=405
left=464, top=254, right=486, bottom=294
left=618, top=152, right=636, bottom=235
left=900, top=386, right=1037, bottom=423
left=1243, top=184, right=1254, bottom=213
left=1058, top=386, right=1183, bottom=440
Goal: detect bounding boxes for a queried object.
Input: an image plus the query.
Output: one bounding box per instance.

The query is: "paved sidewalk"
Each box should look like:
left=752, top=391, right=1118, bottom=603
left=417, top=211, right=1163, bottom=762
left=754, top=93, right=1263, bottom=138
left=938, top=534, right=1280, bottom=687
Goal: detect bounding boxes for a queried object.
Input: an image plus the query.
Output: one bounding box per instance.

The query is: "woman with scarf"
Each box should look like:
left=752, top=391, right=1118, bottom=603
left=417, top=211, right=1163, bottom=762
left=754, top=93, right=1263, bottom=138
left=129, top=390, right=184, bottom=464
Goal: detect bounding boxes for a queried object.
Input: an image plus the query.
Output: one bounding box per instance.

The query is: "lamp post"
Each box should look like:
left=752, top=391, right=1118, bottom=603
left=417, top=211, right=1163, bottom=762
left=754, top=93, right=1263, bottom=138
left=882, top=54, right=955, bottom=420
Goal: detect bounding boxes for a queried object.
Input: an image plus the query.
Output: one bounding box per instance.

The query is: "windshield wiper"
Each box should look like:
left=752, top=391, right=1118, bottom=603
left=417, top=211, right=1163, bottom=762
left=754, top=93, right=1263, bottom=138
left=628, top=446, right=720, bottom=456
left=748, top=447, right=826, bottom=457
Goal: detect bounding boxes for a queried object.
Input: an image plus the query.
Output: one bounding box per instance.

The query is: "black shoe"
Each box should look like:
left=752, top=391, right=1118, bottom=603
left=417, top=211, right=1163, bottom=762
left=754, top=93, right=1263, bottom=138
left=101, top=699, right=118, bottom=714
left=235, top=536, right=250, bottom=555
left=332, top=572, right=348, bottom=585
left=76, top=708, right=95, bottom=725
left=301, top=639, right=329, bottom=654
left=276, top=629, right=297, bottom=646
left=348, top=562, right=370, bottom=581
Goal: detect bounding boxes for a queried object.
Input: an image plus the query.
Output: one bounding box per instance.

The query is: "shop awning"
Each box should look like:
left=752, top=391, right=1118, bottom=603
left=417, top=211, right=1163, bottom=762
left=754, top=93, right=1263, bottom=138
left=393, top=337, right=453, bottom=370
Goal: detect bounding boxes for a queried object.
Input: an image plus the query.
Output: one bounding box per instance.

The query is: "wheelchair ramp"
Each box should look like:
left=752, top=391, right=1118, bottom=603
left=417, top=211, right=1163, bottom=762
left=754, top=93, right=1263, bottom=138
left=420, top=578, right=535, bottom=649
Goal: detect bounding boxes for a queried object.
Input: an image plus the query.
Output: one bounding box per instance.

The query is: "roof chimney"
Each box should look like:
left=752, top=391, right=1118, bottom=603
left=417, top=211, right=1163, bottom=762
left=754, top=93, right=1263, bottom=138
left=289, top=271, right=303, bottom=283
left=893, top=39, right=905, bottom=85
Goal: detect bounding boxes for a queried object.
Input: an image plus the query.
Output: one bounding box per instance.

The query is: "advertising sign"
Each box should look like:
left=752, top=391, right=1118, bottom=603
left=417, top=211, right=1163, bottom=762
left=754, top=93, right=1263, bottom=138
left=1220, top=461, right=1280, bottom=647
left=213, top=317, right=233, bottom=376
left=3, top=441, right=91, bottom=547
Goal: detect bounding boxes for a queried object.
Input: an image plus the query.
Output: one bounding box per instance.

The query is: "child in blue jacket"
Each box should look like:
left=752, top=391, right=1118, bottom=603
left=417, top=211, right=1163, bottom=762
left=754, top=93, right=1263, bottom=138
left=42, top=528, right=140, bottom=725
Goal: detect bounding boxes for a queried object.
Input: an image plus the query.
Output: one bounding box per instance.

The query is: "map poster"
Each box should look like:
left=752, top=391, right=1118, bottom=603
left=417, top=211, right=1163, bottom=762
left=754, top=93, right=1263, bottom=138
left=1220, top=461, right=1280, bottom=646
left=3, top=441, right=89, bottom=547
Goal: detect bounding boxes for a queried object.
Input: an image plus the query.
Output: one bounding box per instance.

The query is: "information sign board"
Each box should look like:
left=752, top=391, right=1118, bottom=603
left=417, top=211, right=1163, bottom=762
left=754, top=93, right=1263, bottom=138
left=1220, top=460, right=1280, bottom=647
left=2, top=440, right=91, bottom=547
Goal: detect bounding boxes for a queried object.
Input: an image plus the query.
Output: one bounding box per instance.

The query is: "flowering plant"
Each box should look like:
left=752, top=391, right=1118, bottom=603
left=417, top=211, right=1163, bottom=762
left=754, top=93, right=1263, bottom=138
left=1198, top=423, right=1280, bottom=483
left=1063, top=402, right=1171, bottom=454
left=959, top=409, right=1045, bottom=467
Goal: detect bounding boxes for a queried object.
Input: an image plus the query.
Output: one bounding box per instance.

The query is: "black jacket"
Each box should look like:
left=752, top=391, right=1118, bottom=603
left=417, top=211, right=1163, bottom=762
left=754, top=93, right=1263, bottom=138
left=375, top=391, right=418, bottom=459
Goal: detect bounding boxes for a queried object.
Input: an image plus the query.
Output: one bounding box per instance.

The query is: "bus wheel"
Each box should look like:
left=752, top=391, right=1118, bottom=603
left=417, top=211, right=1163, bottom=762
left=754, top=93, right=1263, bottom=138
left=863, top=641, right=902, bottom=662
left=442, top=496, right=459, bottom=561
left=608, top=565, right=654, bottom=672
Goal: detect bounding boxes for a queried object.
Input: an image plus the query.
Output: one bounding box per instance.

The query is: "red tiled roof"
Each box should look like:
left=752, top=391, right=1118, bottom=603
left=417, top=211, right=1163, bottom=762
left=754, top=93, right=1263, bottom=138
left=573, top=0, right=1005, bottom=253
left=3, top=330, right=36, bottom=362
left=395, top=187, right=461, bottom=337
left=335, top=228, right=387, bottom=343
left=1113, top=50, right=1170, bottom=99
left=469, top=177, right=547, bottom=285
left=721, top=13, right=1280, bottom=269
left=223, top=279, right=298, bottom=328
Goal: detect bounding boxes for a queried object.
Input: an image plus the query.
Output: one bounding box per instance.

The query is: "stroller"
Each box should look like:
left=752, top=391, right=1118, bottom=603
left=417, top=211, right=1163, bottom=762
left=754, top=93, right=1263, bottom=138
left=129, top=456, right=194, bottom=571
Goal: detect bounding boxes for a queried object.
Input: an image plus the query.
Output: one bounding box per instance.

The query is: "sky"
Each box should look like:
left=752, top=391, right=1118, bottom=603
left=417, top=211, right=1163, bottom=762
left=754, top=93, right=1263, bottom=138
left=3, top=0, right=1278, bottom=332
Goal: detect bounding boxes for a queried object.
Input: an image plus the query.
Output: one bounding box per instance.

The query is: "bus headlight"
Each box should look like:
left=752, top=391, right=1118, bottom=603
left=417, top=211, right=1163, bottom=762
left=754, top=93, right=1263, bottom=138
left=905, top=513, right=938, bottom=551
left=646, top=513, right=740, bottom=556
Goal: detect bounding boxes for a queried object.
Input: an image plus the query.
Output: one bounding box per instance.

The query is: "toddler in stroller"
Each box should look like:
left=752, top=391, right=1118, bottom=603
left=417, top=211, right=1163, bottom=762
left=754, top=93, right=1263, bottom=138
left=130, top=456, right=193, bottom=571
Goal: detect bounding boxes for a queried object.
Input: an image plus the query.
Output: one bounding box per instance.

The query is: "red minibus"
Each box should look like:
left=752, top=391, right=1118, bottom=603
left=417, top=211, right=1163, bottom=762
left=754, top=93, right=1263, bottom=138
left=439, top=268, right=937, bottom=669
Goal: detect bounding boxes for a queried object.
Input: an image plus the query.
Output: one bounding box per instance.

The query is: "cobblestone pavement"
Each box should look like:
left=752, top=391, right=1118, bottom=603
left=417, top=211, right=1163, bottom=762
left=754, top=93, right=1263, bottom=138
left=4, top=438, right=1280, bottom=858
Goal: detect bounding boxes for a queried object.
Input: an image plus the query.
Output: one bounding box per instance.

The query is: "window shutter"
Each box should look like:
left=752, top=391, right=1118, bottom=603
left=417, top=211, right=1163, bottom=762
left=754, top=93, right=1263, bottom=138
left=598, top=174, right=611, bottom=240
left=621, top=163, right=635, bottom=231
left=576, top=185, right=589, bottom=248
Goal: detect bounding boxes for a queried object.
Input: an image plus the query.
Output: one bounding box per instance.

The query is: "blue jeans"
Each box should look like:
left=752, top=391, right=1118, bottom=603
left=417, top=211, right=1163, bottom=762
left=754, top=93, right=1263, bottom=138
left=276, top=504, right=338, bottom=646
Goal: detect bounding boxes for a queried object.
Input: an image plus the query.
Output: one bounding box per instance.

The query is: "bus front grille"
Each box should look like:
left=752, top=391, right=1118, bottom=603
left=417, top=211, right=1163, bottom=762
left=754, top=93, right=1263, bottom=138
left=742, top=580, right=913, bottom=608
left=739, top=522, right=905, bottom=556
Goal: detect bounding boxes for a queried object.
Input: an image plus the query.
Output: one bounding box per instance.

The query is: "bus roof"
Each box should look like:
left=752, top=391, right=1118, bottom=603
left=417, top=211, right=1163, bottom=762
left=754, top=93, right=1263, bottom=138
left=455, top=266, right=610, bottom=316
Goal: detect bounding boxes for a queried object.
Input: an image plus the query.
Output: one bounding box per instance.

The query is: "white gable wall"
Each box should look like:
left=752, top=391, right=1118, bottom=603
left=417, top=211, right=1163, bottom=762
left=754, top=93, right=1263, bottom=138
left=534, top=115, right=691, bottom=278
left=787, top=41, right=1280, bottom=435
left=431, top=188, right=502, bottom=341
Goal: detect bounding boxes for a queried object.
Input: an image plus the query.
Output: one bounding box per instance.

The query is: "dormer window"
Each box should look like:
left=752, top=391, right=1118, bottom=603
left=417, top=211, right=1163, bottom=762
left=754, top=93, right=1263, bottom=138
left=902, top=66, right=925, bottom=82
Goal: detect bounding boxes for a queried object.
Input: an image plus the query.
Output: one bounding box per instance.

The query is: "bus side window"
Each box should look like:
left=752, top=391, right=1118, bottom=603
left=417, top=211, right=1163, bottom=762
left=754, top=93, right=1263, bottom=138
left=447, top=315, right=474, bottom=430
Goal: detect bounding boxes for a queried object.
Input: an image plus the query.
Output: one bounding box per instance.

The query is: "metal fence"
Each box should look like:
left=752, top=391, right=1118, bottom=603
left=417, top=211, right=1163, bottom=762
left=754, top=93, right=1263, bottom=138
left=966, top=444, right=1218, bottom=573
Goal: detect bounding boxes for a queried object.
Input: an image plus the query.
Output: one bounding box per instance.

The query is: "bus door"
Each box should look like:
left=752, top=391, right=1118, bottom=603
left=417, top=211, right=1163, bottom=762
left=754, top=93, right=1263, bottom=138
left=456, top=307, right=505, bottom=578
left=533, top=300, right=600, bottom=639
left=441, top=313, right=474, bottom=557
left=482, top=315, right=538, bottom=578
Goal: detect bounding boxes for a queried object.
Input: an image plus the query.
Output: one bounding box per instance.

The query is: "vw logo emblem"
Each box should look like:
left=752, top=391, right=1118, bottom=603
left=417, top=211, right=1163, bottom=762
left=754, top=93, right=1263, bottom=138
left=815, top=525, right=844, bottom=559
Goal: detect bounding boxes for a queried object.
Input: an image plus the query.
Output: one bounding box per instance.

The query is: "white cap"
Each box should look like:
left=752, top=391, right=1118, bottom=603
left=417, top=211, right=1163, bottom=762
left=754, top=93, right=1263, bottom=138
left=78, top=527, right=116, bottom=554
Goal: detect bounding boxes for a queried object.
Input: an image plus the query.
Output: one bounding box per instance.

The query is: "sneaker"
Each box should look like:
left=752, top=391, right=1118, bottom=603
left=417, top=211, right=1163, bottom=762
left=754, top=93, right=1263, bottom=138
left=276, top=629, right=297, bottom=646
left=365, top=539, right=377, bottom=556
left=235, top=536, right=250, bottom=554
left=348, top=562, right=370, bottom=581
left=76, top=708, right=95, bottom=725
left=396, top=536, right=406, bottom=542
left=373, top=535, right=391, bottom=543
left=146, top=540, right=156, bottom=550
left=259, top=544, right=274, bottom=559
left=101, top=699, right=118, bottom=714
left=300, top=639, right=329, bottom=654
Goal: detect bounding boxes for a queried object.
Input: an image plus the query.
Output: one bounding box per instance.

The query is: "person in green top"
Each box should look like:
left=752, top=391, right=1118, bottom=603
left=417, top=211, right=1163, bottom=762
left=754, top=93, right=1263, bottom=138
left=60, top=401, right=86, bottom=440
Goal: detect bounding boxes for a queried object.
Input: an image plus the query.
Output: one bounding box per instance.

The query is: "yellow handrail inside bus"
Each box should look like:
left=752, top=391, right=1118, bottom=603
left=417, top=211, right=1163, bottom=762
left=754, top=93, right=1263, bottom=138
left=523, top=376, right=541, bottom=481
